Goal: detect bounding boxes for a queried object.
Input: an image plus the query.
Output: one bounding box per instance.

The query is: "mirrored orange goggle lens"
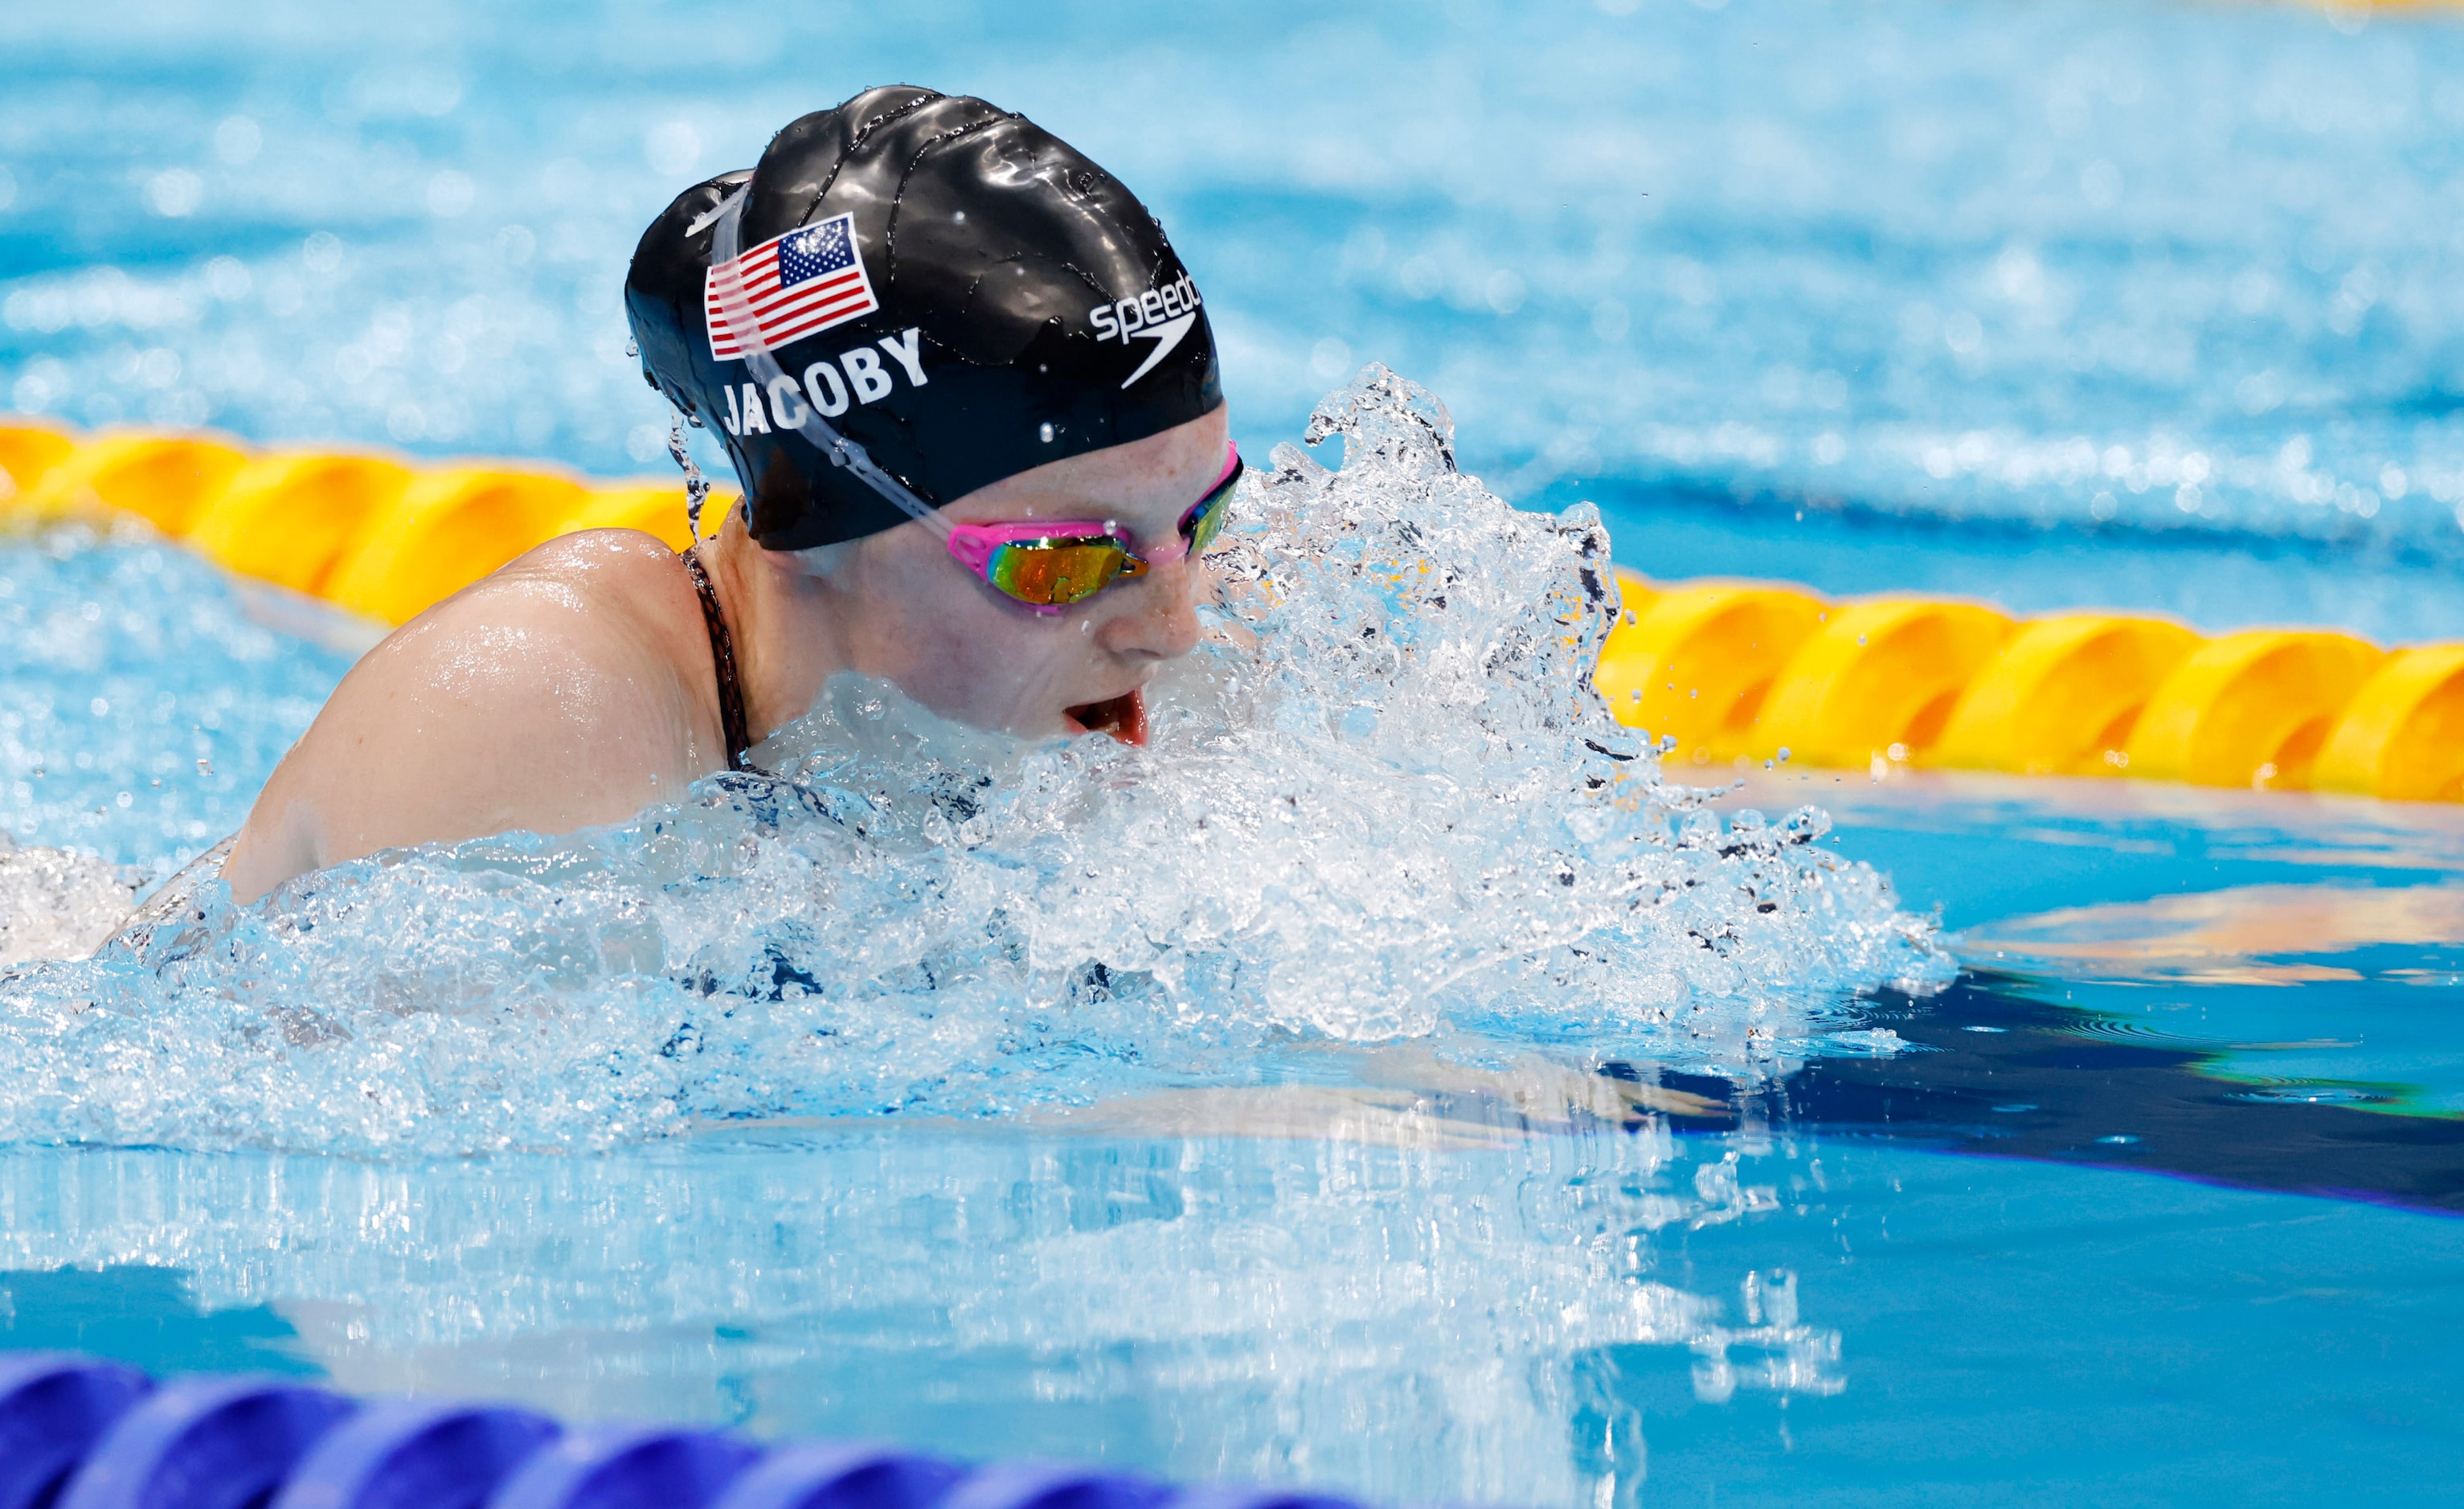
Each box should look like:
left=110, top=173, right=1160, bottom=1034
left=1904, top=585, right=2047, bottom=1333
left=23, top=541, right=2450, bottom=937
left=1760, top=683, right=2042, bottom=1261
left=985, top=540, right=1132, bottom=605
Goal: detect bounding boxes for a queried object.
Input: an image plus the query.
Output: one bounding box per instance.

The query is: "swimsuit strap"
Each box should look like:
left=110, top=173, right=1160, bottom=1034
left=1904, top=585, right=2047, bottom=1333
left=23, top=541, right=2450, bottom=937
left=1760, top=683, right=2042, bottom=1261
left=681, top=546, right=755, bottom=772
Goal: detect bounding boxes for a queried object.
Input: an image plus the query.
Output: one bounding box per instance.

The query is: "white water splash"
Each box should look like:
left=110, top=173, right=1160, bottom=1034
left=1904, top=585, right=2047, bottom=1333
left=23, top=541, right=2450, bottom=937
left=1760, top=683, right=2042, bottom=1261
left=0, top=837, right=134, bottom=967
left=0, top=370, right=1946, bottom=1155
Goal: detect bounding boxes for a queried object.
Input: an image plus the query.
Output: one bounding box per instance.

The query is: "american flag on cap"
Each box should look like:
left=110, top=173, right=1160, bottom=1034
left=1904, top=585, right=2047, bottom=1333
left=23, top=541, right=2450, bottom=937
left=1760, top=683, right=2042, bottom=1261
left=705, top=211, right=878, bottom=362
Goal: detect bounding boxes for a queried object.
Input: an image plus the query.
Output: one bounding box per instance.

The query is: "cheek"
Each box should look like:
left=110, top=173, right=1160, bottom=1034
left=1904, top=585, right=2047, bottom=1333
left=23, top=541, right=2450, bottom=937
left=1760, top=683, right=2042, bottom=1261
left=855, top=558, right=1096, bottom=714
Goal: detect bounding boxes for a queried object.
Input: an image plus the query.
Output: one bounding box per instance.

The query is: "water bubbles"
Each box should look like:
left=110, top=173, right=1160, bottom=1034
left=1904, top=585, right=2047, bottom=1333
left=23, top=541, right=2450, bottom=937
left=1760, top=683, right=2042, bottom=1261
left=212, top=115, right=261, bottom=166
left=0, top=371, right=1944, bottom=1156
left=0, top=529, right=345, bottom=877
left=203, top=256, right=251, bottom=301
left=1993, top=244, right=2048, bottom=304
left=404, top=70, right=465, bottom=119
left=145, top=169, right=203, bottom=219
left=424, top=170, right=476, bottom=219
left=667, top=406, right=713, bottom=537
left=301, top=231, right=344, bottom=275
left=644, top=121, right=702, bottom=178
left=494, top=223, right=537, bottom=266
left=2080, top=158, right=2123, bottom=210
left=0, top=846, right=133, bottom=967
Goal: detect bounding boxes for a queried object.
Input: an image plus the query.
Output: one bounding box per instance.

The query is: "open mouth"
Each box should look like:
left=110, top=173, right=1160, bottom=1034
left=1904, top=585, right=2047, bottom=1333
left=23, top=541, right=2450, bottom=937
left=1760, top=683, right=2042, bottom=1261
left=1064, top=688, right=1148, bottom=746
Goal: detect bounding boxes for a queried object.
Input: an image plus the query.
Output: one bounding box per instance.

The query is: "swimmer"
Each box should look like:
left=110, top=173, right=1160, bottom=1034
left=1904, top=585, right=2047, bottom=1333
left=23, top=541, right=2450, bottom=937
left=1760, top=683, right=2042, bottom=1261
left=222, top=87, right=1229, bottom=904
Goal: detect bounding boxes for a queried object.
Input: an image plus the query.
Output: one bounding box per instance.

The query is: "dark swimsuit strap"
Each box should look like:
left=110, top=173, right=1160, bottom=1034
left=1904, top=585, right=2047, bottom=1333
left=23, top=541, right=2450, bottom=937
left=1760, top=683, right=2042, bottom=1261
left=681, top=546, right=755, bottom=771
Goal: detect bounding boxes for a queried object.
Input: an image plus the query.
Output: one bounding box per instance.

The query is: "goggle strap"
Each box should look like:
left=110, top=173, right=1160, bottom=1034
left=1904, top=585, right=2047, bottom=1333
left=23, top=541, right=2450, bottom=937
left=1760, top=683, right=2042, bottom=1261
left=707, top=188, right=951, bottom=540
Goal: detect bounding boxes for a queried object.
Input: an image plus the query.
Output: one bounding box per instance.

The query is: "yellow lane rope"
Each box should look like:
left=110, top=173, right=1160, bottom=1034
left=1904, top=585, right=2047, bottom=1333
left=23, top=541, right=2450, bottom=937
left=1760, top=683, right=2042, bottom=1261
left=0, top=418, right=723, bottom=628
left=1602, top=573, right=2462, bottom=803
left=4, top=417, right=2458, bottom=804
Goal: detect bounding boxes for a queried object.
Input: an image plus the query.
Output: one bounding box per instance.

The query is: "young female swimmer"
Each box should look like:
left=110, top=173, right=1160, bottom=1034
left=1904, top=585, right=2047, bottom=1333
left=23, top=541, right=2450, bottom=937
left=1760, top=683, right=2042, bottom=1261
left=223, top=86, right=1230, bottom=904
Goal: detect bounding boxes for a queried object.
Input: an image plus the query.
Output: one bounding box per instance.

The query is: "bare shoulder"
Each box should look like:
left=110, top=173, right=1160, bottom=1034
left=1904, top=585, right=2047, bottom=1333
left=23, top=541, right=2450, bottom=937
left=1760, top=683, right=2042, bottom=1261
left=227, top=529, right=723, bottom=900
left=477, top=526, right=702, bottom=639
left=343, top=527, right=708, bottom=746
left=502, top=524, right=698, bottom=596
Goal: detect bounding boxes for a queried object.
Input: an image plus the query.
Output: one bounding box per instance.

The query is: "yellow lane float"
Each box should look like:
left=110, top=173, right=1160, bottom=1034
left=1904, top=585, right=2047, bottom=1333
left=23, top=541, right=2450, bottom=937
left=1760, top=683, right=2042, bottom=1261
left=186, top=452, right=413, bottom=595
left=323, top=465, right=591, bottom=624
left=1600, top=562, right=2459, bottom=803
left=1592, top=581, right=1828, bottom=762
left=1754, top=597, right=2015, bottom=771
left=2122, top=629, right=2384, bottom=791
left=560, top=482, right=702, bottom=552
left=20, top=432, right=250, bottom=536
left=3, top=417, right=2462, bottom=804
left=0, top=422, right=76, bottom=498
left=2, top=418, right=734, bottom=629
left=2311, top=645, right=2464, bottom=804
left=1932, top=615, right=2202, bottom=777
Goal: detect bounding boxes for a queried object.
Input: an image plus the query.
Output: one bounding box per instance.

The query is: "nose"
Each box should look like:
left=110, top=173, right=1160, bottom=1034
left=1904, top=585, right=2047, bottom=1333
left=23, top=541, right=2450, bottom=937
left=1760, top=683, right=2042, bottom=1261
left=1096, top=550, right=1202, bottom=661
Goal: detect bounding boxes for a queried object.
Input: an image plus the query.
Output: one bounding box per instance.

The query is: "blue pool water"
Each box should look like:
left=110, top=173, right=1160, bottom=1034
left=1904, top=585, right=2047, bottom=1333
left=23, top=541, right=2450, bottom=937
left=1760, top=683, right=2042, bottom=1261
left=6, top=1, right=2464, bottom=1503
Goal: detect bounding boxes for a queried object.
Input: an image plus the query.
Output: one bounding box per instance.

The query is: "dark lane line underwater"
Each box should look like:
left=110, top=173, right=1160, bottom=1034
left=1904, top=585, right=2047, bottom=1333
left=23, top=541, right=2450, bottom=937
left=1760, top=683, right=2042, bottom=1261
left=1664, top=771, right=2464, bottom=1217
left=1645, top=971, right=2464, bottom=1217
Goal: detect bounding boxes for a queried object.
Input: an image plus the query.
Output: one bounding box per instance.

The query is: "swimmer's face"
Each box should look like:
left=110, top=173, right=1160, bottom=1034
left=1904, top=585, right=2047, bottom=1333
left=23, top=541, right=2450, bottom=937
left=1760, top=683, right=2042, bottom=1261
left=808, top=407, right=1232, bottom=742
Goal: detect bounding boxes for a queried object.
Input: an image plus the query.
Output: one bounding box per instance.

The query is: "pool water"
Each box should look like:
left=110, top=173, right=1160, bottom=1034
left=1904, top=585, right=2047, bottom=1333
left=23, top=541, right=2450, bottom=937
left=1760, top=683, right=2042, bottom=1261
left=6, top=0, right=2464, bottom=1503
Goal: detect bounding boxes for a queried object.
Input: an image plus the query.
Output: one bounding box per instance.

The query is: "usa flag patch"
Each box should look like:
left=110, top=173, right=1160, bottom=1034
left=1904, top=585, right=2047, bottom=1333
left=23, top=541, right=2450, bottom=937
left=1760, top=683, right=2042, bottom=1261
left=705, top=211, right=878, bottom=362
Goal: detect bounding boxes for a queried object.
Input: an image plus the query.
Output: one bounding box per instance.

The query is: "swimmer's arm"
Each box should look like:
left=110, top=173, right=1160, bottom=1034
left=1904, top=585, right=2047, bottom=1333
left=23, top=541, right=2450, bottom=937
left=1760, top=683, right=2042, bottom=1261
left=226, top=585, right=714, bottom=902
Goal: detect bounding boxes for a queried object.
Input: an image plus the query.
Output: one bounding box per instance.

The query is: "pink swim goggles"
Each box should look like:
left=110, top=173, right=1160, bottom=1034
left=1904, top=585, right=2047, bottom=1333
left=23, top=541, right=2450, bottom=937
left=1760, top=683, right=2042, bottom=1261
left=944, top=447, right=1242, bottom=613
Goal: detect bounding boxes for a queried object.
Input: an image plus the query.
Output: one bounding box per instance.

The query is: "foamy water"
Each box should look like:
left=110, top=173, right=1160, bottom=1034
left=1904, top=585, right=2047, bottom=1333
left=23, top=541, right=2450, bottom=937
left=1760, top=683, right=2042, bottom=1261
left=0, top=371, right=1944, bottom=1155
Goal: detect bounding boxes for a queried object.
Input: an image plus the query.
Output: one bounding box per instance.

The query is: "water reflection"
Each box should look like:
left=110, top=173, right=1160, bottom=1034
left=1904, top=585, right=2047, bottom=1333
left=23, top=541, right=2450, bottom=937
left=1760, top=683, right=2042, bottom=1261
left=0, top=1123, right=1833, bottom=1504
left=1667, top=967, right=2464, bottom=1213
left=1969, top=880, right=2464, bottom=984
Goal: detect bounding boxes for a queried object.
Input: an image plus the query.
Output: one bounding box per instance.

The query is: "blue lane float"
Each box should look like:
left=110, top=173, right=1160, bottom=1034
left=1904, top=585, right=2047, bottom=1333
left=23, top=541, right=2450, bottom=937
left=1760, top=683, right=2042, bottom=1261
left=273, top=1401, right=560, bottom=1509
left=0, top=1353, right=154, bottom=1509
left=0, top=1352, right=1382, bottom=1509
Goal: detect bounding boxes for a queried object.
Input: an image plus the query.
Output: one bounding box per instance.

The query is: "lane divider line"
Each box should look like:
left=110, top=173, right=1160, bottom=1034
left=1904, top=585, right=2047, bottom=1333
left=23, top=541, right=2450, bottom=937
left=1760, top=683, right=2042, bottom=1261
left=1, top=1349, right=1360, bottom=1509
left=5, top=418, right=2458, bottom=804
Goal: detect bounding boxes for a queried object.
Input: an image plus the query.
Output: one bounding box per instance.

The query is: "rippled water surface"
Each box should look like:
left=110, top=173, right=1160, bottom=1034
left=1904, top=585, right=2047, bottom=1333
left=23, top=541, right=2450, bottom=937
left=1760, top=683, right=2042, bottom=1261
left=5, top=1, right=2464, bottom=1504
left=12, top=0, right=2464, bottom=598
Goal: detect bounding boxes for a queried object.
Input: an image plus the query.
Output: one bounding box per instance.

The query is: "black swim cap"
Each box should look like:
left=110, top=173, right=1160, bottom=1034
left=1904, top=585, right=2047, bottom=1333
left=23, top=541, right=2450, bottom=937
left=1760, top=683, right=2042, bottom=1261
left=625, top=86, right=1224, bottom=551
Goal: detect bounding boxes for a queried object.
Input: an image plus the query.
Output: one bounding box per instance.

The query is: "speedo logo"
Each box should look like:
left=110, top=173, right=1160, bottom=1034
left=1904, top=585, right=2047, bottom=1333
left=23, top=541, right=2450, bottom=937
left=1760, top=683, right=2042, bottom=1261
left=1087, top=274, right=1202, bottom=390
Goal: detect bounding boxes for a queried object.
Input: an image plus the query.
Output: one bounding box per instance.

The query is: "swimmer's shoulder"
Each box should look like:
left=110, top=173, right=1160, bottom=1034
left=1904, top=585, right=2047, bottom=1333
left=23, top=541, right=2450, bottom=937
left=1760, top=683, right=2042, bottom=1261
left=227, top=530, right=723, bottom=901
left=347, top=528, right=713, bottom=697
left=469, top=526, right=705, bottom=644
left=339, top=525, right=717, bottom=751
